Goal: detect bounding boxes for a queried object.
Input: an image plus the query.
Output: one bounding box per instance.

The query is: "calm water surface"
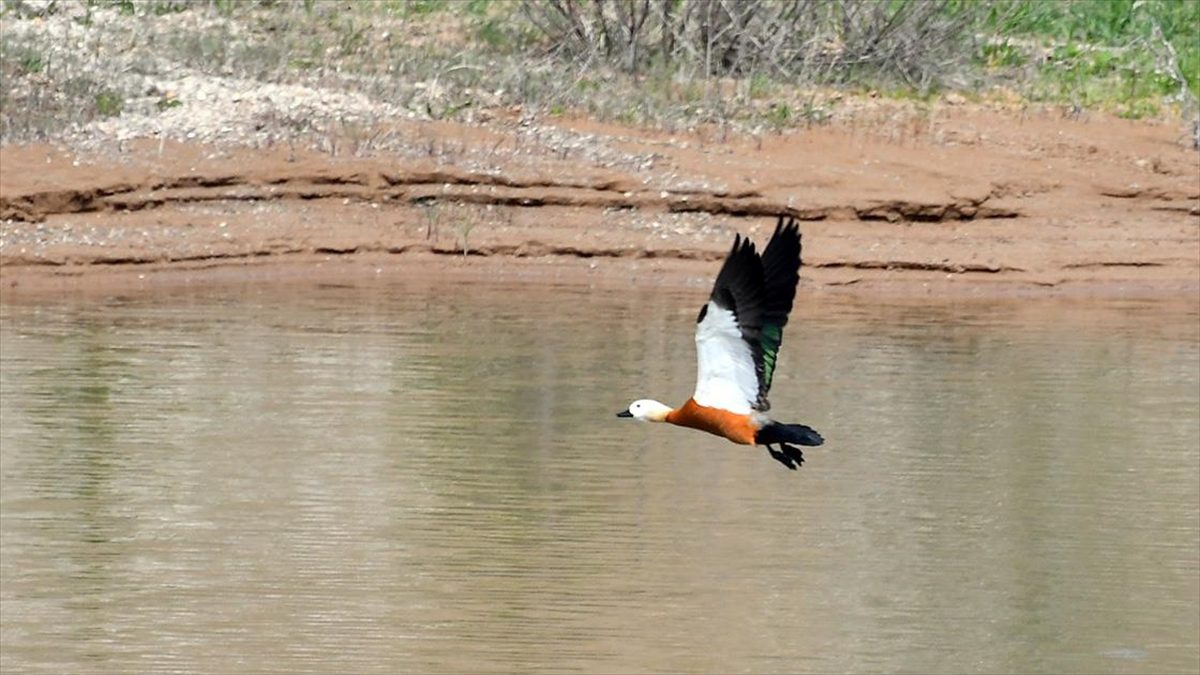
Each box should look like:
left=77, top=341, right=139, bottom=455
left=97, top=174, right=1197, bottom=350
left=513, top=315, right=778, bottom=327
left=1, top=278, right=1197, bottom=674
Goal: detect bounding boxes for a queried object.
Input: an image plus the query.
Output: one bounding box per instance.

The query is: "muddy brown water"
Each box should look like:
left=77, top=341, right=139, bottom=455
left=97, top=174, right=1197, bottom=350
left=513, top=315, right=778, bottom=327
left=1, top=278, right=1197, bottom=674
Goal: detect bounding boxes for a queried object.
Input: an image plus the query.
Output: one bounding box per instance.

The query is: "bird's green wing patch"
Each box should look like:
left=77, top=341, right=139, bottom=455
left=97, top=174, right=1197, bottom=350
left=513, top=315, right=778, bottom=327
left=759, top=323, right=783, bottom=398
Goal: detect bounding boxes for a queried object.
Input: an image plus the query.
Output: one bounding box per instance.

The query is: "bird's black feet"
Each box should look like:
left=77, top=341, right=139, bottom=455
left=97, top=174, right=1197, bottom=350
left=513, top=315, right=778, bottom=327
left=768, top=444, right=796, bottom=470
left=766, top=443, right=805, bottom=470
left=780, top=443, right=805, bottom=466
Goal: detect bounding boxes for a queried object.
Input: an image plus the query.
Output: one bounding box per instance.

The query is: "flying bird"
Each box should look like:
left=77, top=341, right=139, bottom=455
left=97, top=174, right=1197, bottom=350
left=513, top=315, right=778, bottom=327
left=617, top=216, right=823, bottom=470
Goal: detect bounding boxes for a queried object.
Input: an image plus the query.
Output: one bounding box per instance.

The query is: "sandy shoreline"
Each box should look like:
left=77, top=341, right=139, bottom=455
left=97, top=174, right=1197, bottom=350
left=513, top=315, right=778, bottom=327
left=3, top=249, right=1198, bottom=303
left=2, top=108, right=1197, bottom=301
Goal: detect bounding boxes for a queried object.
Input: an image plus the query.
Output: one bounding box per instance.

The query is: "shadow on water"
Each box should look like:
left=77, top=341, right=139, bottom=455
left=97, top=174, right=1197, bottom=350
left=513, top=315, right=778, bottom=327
left=1, top=282, right=1197, bottom=674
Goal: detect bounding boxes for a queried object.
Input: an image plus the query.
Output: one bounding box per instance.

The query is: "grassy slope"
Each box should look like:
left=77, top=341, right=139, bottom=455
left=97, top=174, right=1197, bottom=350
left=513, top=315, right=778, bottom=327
left=0, top=0, right=1196, bottom=145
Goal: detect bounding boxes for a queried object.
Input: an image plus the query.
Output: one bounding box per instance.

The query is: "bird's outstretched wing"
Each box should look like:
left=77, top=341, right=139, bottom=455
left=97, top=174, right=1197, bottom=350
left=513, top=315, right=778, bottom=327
left=756, top=217, right=802, bottom=406
left=692, top=217, right=802, bottom=414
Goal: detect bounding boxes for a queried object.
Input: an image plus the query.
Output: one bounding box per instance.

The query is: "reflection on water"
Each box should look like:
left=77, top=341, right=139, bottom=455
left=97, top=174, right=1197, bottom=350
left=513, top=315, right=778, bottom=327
left=1, top=280, right=1197, bottom=674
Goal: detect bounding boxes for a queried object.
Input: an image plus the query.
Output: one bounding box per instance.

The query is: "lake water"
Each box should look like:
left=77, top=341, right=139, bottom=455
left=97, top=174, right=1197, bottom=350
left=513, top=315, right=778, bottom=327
left=1, top=277, right=1197, bottom=674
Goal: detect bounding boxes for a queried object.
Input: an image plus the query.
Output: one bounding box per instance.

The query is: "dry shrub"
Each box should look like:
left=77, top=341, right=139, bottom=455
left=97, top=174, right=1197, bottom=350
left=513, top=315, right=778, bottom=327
left=520, top=0, right=982, bottom=90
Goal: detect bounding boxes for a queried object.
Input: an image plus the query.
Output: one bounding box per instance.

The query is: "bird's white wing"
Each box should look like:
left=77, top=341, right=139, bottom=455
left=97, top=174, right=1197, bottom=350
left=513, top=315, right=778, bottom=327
left=692, top=301, right=758, bottom=414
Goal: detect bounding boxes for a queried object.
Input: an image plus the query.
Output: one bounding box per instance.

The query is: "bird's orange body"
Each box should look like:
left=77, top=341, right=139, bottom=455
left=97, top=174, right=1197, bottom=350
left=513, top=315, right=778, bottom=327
left=666, top=399, right=759, bottom=445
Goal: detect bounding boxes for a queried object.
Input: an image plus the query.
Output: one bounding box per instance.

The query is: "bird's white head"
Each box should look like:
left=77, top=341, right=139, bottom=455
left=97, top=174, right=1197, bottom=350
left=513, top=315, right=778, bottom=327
left=616, top=399, right=672, bottom=422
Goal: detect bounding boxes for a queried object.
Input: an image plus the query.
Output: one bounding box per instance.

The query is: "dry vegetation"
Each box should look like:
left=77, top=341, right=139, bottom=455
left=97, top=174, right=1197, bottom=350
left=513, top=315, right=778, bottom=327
left=520, top=0, right=981, bottom=87
left=0, top=0, right=1197, bottom=150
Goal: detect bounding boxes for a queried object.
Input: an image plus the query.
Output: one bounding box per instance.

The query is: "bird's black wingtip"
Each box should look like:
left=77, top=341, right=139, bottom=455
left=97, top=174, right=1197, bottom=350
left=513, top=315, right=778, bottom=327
left=774, top=214, right=801, bottom=238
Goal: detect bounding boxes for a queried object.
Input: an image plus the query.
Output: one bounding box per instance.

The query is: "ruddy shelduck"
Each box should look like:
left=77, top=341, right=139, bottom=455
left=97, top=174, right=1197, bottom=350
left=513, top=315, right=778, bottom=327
left=617, top=216, right=824, bottom=470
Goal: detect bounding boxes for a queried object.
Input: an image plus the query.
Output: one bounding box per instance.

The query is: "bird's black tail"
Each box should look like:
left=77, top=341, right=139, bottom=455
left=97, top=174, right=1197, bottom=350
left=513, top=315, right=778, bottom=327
left=756, top=422, right=824, bottom=447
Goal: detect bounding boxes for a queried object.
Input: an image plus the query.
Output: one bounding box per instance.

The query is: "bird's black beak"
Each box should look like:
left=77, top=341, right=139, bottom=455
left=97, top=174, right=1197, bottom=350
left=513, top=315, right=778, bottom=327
left=616, top=409, right=633, bottom=418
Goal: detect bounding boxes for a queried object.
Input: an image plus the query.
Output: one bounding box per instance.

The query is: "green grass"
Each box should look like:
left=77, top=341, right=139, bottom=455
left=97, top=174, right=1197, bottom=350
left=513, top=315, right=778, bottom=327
left=94, top=90, right=123, bottom=118
left=984, top=0, right=1195, bottom=47
left=14, top=47, right=45, bottom=75
left=978, top=0, right=1199, bottom=116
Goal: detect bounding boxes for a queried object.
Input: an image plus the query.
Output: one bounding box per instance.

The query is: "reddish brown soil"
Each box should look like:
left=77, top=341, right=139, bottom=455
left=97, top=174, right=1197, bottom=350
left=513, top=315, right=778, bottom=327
left=2, top=109, right=1197, bottom=299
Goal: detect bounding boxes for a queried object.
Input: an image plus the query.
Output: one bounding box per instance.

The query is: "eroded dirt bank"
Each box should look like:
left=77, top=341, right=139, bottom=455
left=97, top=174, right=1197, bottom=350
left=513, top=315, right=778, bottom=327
left=2, top=109, right=1197, bottom=298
